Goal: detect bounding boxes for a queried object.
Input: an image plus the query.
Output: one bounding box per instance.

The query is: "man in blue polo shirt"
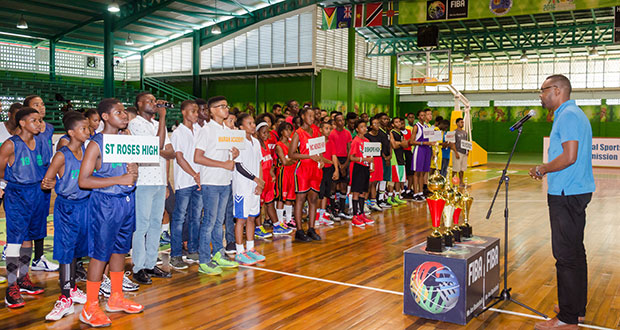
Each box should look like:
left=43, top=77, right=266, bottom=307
left=530, top=74, right=595, bottom=330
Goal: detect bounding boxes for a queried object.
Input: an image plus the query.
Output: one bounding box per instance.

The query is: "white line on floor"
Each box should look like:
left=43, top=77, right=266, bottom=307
left=242, top=265, right=614, bottom=330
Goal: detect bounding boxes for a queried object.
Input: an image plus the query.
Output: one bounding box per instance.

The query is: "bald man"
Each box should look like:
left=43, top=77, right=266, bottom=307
left=530, top=74, right=595, bottom=330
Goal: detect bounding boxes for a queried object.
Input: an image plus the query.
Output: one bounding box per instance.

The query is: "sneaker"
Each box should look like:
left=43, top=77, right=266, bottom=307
left=225, top=242, right=237, bottom=254
left=145, top=266, right=172, bottom=278
left=31, top=255, right=59, bottom=272
left=183, top=253, right=200, bottom=263
left=234, top=251, right=257, bottom=266
left=307, top=227, right=322, bottom=241
left=106, top=292, right=143, bottom=314
left=79, top=302, right=111, bottom=327
left=285, top=218, right=297, bottom=228
left=17, top=273, right=44, bottom=294
left=213, top=251, right=239, bottom=269
left=337, top=211, right=353, bottom=220
left=246, top=249, right=266, bottom=262
left=263, top=218, right=274, bottom=228
left=132, top=269, right=152, bottom=285
left=70, top=286, right=87, bottom=304
left=5, top=283, right=25, bottom=308
left=156, top=257, right=163, bottom=265
left=75, top=261, right=87, bottom=282
left=369, top=201, right=383, bottom=212
left=170, top=256, right=189, bottom=270
left=378, top=201, right=392, bottom=209
left=317, top=214, right=335, bottom=226
left=394, top=195, right=407, bottom=204
left=0, top=276, right=5, bottom=284
left=359, top=214, right=375, bottom=225
left=122, top=272, right=140, bottom=292
left=254, top=226, right=273, bottom=239
left=387, top=196, right=399, bottom=206
left=295, top=229, right=312, bottom=242
left=198, top=261, right=222, bottom=275
left=159, top=231, right=171, bottom=246
left=272, top=223, right=293, bottom=235
left=99, top=275, right=112, bottom=297
left=351, top=216, right=365, bottom=228
left=46, top=296, right=74, bottom=321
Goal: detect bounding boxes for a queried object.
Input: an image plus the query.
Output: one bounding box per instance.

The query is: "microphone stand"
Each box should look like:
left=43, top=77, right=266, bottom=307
left=475, top=126, right=547, bottom=318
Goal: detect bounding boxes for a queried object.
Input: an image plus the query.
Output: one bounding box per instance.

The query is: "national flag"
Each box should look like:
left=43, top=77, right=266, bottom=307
left=322, top=7, right=337, bottom=30
left=383, top=1, right=399, bottom=26
left=354, top=4, right=365, bottom=27
left=336, top=5, right=352, bottom=28
left=365, top=3, right=383, bottom=27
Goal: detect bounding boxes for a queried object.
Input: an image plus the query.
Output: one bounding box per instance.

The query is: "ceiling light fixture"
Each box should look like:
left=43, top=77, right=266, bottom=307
left=519, top=51, right=528, bottom=62
left=17, top=15, right=28, bottom=29
left=211, top=25, right=221, bottom=35
left=463, top=54, right=471, bottom=63
left=125, top=34, right=134, bottom=45
left=588, top=46, right=599, bottom=57
left=108, top=1, right=120, bottom=13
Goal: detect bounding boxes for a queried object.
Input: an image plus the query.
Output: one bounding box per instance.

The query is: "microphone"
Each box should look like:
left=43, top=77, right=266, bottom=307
left=509, top=110, right=536, bottom=131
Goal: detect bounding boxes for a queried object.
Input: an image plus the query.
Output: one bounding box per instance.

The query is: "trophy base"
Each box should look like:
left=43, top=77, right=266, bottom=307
left=425, top=235, right=444, bottom=253
left=460, top=224, right=473, bottom=238
left=444, top=232, right=454, bottom=247
left=452, top=227, right=462, bottom=242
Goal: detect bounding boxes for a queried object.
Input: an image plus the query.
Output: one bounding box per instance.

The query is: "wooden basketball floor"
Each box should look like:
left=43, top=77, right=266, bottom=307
left=1, top=163, right=619, bottom=329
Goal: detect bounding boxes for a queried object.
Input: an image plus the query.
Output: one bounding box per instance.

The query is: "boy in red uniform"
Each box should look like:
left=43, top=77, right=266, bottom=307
left=274, top=122, right=297, bottom=228
left=317, top=121, right=338, bottom=225
left=349, top=120, right=375, bottom=227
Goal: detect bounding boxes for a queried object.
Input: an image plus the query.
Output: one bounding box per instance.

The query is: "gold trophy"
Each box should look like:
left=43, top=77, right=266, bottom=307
left=425, top=147, right=446, bottom=253
left=451, top=178, right=463, bottom=243
left=442, top=168, right=456, bottom=247
left=460, top=178, right=474, bottom=238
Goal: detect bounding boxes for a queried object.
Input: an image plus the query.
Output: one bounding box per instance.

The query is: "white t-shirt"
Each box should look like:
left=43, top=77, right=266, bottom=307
left=232, top=136, right=261, bottom=197
left=128, top=115, right=171, bottom=186
left=194, top=120, right=233, bottom=186
left=0, top=122, right=12, bottom=145
left=170, top=123, right=200, bottom=190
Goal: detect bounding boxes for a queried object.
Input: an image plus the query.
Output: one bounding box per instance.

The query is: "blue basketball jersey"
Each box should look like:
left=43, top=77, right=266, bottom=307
left=4, top=135, right=45, bottom=184
left=36, top=122, right=54, bottom=163
left=90, top=133, right=134, bottom=195
left=55, top=146, right=90, bottom=200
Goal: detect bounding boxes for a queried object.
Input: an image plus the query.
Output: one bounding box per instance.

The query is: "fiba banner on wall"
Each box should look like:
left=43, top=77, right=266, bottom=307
left=543, top=137, right=620, bottom=167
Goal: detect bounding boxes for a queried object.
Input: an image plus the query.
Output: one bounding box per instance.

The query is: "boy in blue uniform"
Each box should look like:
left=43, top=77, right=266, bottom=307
left=42, top=112, right=90, bottom=320
left=0, top=107, right=46, bottom=308
left=23, top=95, right=58, bottom=272
left=78, top=98, right=143, bottom=327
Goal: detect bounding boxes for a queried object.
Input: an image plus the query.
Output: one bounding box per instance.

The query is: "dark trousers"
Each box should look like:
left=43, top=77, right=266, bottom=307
left=547, top=193, right=591, bottom=324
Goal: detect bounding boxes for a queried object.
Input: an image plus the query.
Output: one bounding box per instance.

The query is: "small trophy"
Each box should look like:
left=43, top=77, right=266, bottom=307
left=425, top=147, right=446, bottom=253
left=451, top=182, right=463, bottom=243
left=442, top=169, right=456, bottom=247
left=460, top=178, right=474, bottom=238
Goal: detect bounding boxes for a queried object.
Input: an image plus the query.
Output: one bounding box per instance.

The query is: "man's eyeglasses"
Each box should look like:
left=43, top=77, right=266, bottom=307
left=540, top=85, right=557, bottom=93
left=211, top=104, right=230, bottom=110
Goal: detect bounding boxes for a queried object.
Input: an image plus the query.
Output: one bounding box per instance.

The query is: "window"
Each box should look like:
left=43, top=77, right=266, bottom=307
left=144, top=39, right=192, bottom=76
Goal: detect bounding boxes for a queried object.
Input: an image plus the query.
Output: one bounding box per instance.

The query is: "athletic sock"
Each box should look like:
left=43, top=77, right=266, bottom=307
left=359, top=198, right=366, bottom=213
left=6, top=256, right=18, bottom=286
left=18, top=246, right=32, bottom=280
left=276, top=208, right=284, bottom=224
left=70, top=259, right=77, bottom=289
left=352, top=199, right=359, bottom=215
left=236, top=244, right=245, bottom=254
left=34, top=239, right=43, bottom=261
left=161, top=223, right=170, bottom=234
left=59, top=263, right=72, bottom=298
left=339, top=196, right=346, bottom=212
left=86, top=280, right=101, bottom=304
left=246, top=240, right=254, bottom=250
left=110, top=271, right=123, bottom=295
left=284, top=204, right=293, bottom=222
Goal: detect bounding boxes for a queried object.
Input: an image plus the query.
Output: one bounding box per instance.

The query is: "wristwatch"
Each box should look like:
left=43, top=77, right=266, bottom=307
left=535, top=166, right=543, bottom=177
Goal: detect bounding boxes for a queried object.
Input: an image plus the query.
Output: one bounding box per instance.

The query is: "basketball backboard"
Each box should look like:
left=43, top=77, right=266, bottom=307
left=396, top=49, right=452, bottom=87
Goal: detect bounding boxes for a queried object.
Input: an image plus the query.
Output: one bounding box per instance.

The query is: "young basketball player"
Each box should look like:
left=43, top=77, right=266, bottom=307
left=274, top=122, right=297, bottom=228
left=289, top=108, right=322, bottom=242
left=0, top=108, right=46, bottom=308
left=349, top=120, right=375, bottom=227
left=78, top=98, right=142, bottom=327
left=42, top=112, right=90, bottom=320
left=85, top=108, right=101, bottom=138
left=317, top=121, right=338, bottom=225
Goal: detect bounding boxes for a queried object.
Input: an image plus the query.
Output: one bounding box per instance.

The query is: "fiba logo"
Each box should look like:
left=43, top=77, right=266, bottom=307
left=410, top=261, right=460, bottom=314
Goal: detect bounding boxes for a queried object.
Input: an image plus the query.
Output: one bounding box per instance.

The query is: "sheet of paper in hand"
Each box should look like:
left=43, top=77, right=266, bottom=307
left=308, top=136, right=326, bottom=156
left=102, top=134, right=159, bottom=163
left=363, top=142, right=382, bottom=157
left=445, top=131, right=456, bottom=143
left=216, top=130, right=246, bottom=150
left=460, top=140, right=473, bottom=151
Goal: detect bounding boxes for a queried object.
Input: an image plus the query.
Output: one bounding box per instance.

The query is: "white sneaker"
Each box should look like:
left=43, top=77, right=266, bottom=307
left=99, top=275, right=112, bottom=297
left=70, top=286, right=86, bottom=304
left=123, top=272, right=140, bottom=292
left=370, top=202, right=383, bottom=212
left=45, top=297, right=74, bottom=321
left=31, top=255, right=59, bottom=272
left=318, top=216, right=335, bottom=226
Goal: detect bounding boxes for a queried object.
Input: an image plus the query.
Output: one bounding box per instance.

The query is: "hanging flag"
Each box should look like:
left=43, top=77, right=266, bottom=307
left=383, top=1, right=399, bottom=26
left=336, top=5, right=353, bottom=28
left=365, top=3, right=383, bottom=26
left=354, top=4, right=365, bottom=28
left=322, top=7, right=337, bottom=30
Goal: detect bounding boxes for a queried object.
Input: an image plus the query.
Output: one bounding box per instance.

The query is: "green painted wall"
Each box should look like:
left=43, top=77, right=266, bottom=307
left=316, top=69, right=391, bottom=115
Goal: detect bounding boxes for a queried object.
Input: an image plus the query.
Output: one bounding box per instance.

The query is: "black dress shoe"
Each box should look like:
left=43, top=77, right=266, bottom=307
left=307, top=227, right=322, bottom=241
left=133, top=269, right=152, bottom=285
left=146, top=266, right=172, bottom=278
left=295, top=229, right=312, bottom=242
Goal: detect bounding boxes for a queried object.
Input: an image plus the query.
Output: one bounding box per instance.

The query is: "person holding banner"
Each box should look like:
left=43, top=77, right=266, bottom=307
left=348, top=120, right=374, bottom=228
left=289, top=107, right=323, bottom=242
left=452, top=118, right=468, bottom=185
left=364, top=117, right=386, bottom=212
left=274, top=122, right=297, bottom=229
left=78, top=98, right=142, bottom=327
left=317, top=120, right=338, bottom=226
left=408, top=110, right=431, bottom=202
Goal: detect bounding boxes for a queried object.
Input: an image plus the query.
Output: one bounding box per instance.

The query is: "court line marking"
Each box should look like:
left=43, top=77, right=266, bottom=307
left=241, top=265, right=614, bottom=330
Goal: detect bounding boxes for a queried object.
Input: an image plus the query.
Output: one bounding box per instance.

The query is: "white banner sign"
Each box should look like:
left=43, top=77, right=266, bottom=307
left=363, top=142, right=382, bottom=157
left=543, top=137, right=620, bottom=167
left=308, top=136, right=326, bottom=156
left=460, top=140, right=473, bottom=151
left=216, top=130, right=246, bottom=150
left=423, top=128, right=442, bottom=142
left=445, top=131, right=456, bottom=143
left=102, top=134, right=159, bottom=163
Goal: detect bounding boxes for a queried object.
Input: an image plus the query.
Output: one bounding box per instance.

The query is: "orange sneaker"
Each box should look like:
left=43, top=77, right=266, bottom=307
left=106, top=292, right=144, bottom=314
left=79, top=301, right=111, bottom=328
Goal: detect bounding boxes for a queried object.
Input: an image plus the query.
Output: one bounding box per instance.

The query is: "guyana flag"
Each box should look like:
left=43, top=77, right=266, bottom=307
left=322, top=7, right=337, bottom=30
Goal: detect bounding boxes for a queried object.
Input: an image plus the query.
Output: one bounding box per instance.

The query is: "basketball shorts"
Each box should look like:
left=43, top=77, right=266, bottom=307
left=276, top=166, right=296, bottom=202
left=319, top=166, right=335, bottom=199
left=382, top=158, right=392, bottom=181
left=53, top=196, right=89, bottom=264
left=4, top=182, right=48, bottom=244
left=413, top=145, right=432, bottom=172
left=350, top=163, right=370, bottom=194
left=336, top=156, right=349, bottom=184
left=88, top=191, right=136, bottom=262
left=404, top=150, right=414, bottom=175
left=295, top=160, right=321, bottom=193
left=261, top=174, right=276, bottom=204
left=234, top=194, right=260, bottom=219
left=370, top=157, right=383, bottom=182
